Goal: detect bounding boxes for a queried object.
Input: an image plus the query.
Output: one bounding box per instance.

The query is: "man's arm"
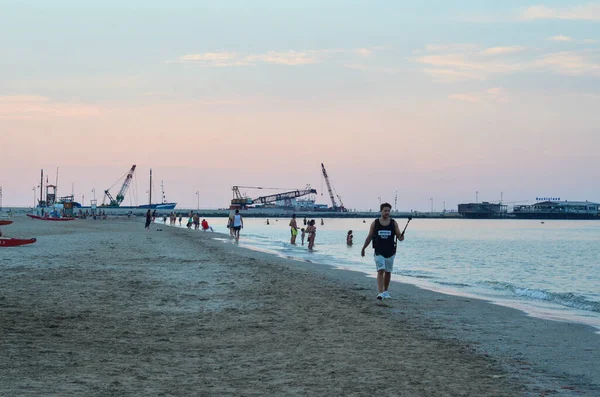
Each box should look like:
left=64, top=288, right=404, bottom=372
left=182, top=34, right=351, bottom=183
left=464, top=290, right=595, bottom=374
left=361, top=222, right=376, bottom=257
left=395, top=220, right=405, bottom=241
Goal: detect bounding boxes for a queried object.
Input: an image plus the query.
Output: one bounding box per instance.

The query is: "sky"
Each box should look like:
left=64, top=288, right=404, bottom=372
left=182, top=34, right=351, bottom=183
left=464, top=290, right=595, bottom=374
left=1, top=0, right=599, bottom=211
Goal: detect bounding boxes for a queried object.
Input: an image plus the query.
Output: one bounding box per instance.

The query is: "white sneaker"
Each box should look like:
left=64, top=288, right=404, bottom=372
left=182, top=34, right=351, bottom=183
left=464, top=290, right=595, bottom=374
left=382, top=291, right=391, bottom=299
left=376, top=293, right=384, bottom=300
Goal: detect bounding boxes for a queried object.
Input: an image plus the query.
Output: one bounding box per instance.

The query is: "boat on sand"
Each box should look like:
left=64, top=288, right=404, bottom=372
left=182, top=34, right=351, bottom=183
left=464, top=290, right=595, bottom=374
left=0, top=238, right=37, bottom=247
left=27, top=214, right=75, bottom=221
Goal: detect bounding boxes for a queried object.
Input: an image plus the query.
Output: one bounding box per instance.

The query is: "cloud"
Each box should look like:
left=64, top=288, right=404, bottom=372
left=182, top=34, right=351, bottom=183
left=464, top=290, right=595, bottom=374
left=423, top=68, right=485, bottom=83
left=536, top=51, right=600, bottom=76
left=549, top=35, right=573, bottom=42
left=520, top=4, right=600, bottom=21
left=481, top=46, right=527, bottom=56
left=171, top=47, right=380, bottom=67
left=449, top=87, right=510, bottom=104
left=415, top=43, right=600, bottom=82
left=0, top=95, right=100, bottom=119
left=424, top=43, right=478, bottom=53
left=245, top=51, right=318, bottom=66
left=449, top=94, right=481, bottom=103
left=415, top=48, right=526, bottom=82
left=584, top=38, right=598, bottom=43
left=0, top=95, right=49, bottom=102
left=343, top=64, right=397, bottom=74
left=354, top=48, right=372, bottom=57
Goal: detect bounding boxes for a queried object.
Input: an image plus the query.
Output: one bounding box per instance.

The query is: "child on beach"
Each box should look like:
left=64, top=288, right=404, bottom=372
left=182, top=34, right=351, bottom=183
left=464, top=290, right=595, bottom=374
left=300, top=228, right=306, bottom=245
left=186, top=216, right=193, bottom=229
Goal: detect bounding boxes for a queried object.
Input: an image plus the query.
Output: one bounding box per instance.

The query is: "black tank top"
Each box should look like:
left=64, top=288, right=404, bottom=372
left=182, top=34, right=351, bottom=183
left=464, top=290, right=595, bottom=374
left=373, top=218, right=396, bottom=258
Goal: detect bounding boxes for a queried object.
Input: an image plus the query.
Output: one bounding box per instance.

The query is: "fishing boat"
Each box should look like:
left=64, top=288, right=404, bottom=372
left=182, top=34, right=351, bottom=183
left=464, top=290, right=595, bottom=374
left=27, top=214, right=75, bottom=221
left=0, top=220, right=13, bottom=226
left=0, top=238, right=37, bottom=247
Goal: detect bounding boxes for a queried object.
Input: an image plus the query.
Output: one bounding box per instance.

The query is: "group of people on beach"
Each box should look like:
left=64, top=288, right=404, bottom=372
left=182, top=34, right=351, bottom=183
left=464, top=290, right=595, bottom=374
left=145, top=202, right=406, bottom=301
left=289, top=215, right=317, bottom=250
left=227, top=210, right=243, bottom=242
left=290, top=203, right=405, bottom=300
left=144, top=210, right=213, bottom=232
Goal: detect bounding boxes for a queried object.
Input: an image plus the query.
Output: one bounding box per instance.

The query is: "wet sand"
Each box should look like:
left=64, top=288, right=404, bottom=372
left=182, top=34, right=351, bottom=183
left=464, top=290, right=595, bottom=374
left=1, top=216, right=598, bottom=396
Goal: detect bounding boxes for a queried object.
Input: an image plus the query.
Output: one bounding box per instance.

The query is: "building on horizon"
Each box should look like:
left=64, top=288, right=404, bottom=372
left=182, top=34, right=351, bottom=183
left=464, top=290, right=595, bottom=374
left=457, top=202, right=508, bottom=219
left=512, top=200, right=600, bottom=220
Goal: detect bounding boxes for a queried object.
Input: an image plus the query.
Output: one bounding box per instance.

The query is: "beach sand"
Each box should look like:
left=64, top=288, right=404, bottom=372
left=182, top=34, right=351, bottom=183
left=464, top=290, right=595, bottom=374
left=1, top=216, right=598, bottom=396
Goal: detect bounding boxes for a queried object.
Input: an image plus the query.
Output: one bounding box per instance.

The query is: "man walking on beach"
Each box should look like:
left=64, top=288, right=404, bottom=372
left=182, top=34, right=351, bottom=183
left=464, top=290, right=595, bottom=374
left=232, top=209, right=243, bottom=242
left=361, top=203, right=405, bottom=300
left=289, top=214, right=298, bottom=245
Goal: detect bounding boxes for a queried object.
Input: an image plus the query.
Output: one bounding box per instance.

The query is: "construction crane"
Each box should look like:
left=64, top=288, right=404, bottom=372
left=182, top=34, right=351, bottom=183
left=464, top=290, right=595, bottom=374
left=321, top=163, right=346, bottom=212
left=231, top=186, right=317, bottom=209
left=103, top=165, right=137, bottom=207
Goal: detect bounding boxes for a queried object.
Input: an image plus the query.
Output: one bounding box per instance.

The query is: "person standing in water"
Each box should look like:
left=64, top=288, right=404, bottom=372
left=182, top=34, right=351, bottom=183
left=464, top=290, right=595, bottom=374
left=307, top=220, right=317, bottom=251
left=361, top=203, right=405, bottom=301
left=232, top=209, right=243, bottom=242
left=347, top=230, right=353, bottom=246
left=289, top=214, right=299, bottom=245
left=300, top=228, right=306, bottom=245
left=228, top=211, right=235, bottom=237
left=145, top=209, right=152, bottom=230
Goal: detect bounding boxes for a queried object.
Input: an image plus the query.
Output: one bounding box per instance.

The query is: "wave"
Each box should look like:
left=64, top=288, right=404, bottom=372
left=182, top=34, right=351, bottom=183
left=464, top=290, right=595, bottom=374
left=480, top=281, right=600, bottom=313
left=435, top=281, right=472, bottom=288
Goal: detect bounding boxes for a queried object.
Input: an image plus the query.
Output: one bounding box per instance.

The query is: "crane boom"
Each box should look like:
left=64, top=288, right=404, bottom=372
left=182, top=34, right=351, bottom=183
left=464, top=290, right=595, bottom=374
left=116, top=165, right=136, bottom=205
left=253, top=188, right=317, bottom=205
left=321, top=163, right=339, bottom=209
left=230, top=185, right=317, bottom=209
left=103, top=164, right=137, bottom=207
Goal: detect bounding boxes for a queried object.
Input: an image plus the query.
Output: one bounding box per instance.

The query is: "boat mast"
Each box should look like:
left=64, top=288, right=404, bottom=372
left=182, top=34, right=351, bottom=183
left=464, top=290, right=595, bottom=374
left=149, top=169, right=152, bottom=205
left=55, top=167, right=59, bottom=199
left=39, top=169, right=43, bottom=206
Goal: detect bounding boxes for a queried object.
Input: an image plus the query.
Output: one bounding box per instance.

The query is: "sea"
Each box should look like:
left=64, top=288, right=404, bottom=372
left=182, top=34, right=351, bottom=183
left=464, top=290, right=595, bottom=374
left=163, top=217, right=600, bottom=330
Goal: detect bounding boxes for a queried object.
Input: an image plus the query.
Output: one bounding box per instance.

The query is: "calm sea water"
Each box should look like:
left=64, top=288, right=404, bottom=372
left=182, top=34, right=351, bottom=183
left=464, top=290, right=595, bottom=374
left=163, top=217, right=600, bottom=329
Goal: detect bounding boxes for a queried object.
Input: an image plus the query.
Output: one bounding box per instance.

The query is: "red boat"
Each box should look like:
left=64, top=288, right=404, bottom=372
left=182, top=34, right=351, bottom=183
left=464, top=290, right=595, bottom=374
left=27, top=214, right=75, bottom=221
left=0, top=220, right=13, bottom=226
left=0, top=238, right=37, bottom=247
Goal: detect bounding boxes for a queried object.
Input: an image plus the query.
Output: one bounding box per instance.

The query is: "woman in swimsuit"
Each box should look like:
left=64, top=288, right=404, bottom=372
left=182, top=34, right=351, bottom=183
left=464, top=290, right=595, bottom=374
left=307, top=220, right=317, bottom=251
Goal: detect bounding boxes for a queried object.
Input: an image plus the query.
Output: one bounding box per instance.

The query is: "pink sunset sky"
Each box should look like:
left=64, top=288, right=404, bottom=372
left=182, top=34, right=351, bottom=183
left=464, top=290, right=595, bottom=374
left=2, top=1, right=600, bottom=210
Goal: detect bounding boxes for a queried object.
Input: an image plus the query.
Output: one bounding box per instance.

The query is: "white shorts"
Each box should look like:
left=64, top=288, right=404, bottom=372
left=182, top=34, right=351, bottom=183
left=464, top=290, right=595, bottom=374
left=374, top=255, right=395, bottom=272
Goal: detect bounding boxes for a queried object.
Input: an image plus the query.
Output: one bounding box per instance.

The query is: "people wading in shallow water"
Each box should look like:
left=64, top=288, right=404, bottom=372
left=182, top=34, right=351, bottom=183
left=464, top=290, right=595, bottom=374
left=228, top=211, right=235, bottom=237
left=347, top=230, right=353, bottom=246
left=300, top=228, right=306, bottom=246
left=361, top=203, right=406, bottom=301
left=232, top=209, right=243, bottom=242
left=193, top=212, right=200, bottom=230
left=145, top=209, right=152, bottom=230
left=307, top=220, right=317, bottom=251
left=289, top=214, right=298, bottom=245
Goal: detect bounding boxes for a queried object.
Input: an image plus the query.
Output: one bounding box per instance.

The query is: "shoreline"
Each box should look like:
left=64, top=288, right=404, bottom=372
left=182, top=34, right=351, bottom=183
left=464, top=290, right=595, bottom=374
left=176, top=219, right=600, bottom=333
left=1, top=216, right=599, bottom=395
